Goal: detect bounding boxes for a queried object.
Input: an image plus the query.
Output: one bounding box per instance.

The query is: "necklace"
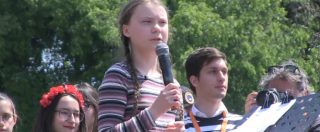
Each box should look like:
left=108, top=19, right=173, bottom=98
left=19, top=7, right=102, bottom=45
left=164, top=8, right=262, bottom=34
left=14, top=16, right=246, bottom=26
left=189, top=110, right=228, bottom=132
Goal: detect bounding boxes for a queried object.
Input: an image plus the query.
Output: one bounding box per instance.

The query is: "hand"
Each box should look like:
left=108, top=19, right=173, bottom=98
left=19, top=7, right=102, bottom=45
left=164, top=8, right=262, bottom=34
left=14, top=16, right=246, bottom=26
left=149, top=83, right=182, bottom=120
left=166, top=121, right=185, bottom=132
left=245, top=91, right=258, bottom=114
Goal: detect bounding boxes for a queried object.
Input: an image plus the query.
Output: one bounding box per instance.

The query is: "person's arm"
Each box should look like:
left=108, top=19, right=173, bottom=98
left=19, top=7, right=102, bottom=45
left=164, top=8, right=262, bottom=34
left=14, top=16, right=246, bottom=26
left=98, top=70, right=156, bottom=132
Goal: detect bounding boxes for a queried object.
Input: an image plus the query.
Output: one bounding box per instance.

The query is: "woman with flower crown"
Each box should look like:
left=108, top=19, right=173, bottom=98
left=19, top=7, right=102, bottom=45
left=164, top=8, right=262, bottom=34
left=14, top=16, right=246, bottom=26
left=33, top=84, right=87, bottom=132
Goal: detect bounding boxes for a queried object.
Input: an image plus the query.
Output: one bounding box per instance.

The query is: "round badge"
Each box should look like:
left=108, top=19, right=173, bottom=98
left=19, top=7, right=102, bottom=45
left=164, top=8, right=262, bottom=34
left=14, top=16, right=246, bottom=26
left=184, top=91, right=194, bottom=104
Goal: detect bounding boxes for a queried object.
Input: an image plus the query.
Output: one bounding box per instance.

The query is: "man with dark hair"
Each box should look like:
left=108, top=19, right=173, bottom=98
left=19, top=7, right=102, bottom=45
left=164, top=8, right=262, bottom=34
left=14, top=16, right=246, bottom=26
left=184, top=47, right=242, bottom=132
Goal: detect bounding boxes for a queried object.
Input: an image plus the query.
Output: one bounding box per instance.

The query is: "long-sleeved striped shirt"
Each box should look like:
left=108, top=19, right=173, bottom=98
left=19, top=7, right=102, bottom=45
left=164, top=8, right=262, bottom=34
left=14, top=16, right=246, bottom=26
left=98, top=62, right=178, bottom=132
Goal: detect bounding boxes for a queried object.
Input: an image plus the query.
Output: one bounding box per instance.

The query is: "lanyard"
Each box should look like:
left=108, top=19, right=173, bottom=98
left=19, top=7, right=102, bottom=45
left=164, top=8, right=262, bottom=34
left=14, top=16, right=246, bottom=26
left=189, top=110, right=228, bottom=132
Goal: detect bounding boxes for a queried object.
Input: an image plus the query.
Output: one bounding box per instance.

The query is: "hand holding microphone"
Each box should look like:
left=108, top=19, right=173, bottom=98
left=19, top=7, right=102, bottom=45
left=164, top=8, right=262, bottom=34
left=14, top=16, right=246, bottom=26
left=155, top=42, right=183, bottom=121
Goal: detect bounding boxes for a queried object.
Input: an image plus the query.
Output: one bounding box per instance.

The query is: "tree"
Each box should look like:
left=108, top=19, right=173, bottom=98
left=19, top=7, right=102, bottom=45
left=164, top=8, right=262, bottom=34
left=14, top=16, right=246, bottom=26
left=282, top=0, right=320, bottom=89
left=169, top=0, right=318, bottom=113
left=0, top=0, right=123, bottom=131
left=0, top=0, right=319, bottom=131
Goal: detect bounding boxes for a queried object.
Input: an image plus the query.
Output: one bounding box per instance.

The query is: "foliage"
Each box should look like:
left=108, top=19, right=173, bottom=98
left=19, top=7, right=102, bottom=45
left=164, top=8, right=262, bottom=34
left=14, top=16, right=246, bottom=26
left=170, top=0, right=319, bottom=113
left=0, top=0, right=319, bottom=131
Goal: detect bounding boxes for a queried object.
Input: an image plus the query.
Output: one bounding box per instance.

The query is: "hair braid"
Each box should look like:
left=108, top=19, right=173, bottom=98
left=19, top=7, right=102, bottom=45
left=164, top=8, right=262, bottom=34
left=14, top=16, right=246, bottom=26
left=124, top=42, right=141, bottom=115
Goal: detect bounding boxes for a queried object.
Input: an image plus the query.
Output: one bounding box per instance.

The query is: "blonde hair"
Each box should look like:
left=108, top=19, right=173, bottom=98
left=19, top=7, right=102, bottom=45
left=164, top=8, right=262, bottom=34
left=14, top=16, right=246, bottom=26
left=118, top=0, right=168, bottom=114
left=0, top=92, right=18, bottom=131
left=0, top=92, right=17, bottom=117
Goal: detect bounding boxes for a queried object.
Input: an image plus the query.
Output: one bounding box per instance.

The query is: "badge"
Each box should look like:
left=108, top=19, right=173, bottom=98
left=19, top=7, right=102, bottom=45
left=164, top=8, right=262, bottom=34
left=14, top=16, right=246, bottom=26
left=184, top=91, right=194, bottom=104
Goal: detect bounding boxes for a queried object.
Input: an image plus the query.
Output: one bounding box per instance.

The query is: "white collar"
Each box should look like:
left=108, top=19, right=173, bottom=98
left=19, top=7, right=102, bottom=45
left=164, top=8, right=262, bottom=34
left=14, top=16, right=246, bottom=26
left=191, top=102, right=228, bottom=118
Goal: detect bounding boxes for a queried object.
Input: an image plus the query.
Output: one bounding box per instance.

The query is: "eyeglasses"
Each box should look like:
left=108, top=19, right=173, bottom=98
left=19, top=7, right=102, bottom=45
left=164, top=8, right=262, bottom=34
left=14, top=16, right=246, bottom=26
left=55, top=109, right=84, bottom=122
left=0, top=113, right=14, bottom=123
left=266, top=65, right=300, bottom=74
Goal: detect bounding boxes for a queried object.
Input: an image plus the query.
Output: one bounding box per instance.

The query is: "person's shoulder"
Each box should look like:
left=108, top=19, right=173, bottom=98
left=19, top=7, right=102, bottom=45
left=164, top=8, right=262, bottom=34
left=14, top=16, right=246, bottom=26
left=107, top=61, right=128, bottom=71
left=105, top=61, right=130, bottom=76
left=99, top=62, right=130, bottom=90
left=227, top=112, right=243, bottom=121
left=183, top=112, right=195, bottom=131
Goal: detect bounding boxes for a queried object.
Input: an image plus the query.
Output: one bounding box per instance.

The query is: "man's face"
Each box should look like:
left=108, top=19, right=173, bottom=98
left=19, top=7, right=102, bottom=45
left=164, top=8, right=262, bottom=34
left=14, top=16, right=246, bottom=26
left=191, top=58, right=228, bottom=100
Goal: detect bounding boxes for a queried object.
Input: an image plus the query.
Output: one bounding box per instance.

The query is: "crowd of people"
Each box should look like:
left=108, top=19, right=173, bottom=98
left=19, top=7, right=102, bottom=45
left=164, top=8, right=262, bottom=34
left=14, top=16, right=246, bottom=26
left=1, top=0, right=318, bottom=132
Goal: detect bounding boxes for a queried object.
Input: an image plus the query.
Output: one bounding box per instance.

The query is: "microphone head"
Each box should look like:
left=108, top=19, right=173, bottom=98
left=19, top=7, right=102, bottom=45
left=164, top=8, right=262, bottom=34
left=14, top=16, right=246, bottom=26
left=155, top=42, right=169, bottom=56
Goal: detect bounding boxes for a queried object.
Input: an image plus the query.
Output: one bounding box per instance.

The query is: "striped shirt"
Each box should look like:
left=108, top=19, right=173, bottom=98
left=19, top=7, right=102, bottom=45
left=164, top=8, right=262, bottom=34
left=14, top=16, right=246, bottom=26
left=98, top=62, right=177, bottom=132
left=184, top=103, right=243, bottom=132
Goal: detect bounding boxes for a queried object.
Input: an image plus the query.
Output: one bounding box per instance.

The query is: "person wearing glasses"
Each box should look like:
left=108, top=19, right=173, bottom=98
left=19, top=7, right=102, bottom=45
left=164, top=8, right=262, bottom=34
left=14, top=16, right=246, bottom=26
left=244, top=60, right=319, bottom=130
left=76, top=82, right=98, bottom=132
left=0, top=92, right=18, bottom=132
left=33, top=84, right=87, bottom=132
left=245, top=60, right=311, bottom=113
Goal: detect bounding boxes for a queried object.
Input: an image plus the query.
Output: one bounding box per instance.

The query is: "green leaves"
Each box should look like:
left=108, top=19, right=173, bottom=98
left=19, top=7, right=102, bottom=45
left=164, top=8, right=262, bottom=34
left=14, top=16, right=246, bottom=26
left=170, top=0, right=319, bottom=114
left=0, top=0, right=319, bottom=131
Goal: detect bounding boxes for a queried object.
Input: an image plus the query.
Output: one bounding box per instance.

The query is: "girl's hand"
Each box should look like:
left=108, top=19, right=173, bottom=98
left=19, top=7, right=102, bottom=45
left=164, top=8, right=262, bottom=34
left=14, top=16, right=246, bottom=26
left=149, top=83, right=182, bottom=119
left=166, top=121, right=185, bottom=132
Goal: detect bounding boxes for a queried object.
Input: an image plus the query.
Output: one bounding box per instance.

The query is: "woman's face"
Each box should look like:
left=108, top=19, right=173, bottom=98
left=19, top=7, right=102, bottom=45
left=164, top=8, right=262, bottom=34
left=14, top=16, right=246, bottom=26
left=122, top=2, right=169, bottom=56
left=0, top=100, right=16, bottom=132
left=52, top=95, right=82, bottom=132
left=268, top=79, right=305, bottom=97
left=84, top=102, right=95, bottom=132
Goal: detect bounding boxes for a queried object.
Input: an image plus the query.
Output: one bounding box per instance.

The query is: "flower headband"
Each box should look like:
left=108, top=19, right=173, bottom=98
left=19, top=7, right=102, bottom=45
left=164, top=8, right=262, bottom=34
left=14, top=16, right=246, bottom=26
left=39, top=84, right=84, bottom=108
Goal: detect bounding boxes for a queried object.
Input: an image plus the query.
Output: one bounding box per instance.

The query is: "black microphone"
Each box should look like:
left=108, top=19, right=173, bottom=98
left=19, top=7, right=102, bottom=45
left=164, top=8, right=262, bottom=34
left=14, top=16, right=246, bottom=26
left=155, top=42, right=174, bottom=86
left=156, top=42, right=184, bottom=121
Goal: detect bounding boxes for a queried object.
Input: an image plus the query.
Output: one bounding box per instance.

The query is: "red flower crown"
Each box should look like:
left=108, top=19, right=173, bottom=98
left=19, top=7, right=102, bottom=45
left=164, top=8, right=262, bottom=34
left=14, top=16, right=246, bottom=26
left=39, top=84, right=84, bottom=108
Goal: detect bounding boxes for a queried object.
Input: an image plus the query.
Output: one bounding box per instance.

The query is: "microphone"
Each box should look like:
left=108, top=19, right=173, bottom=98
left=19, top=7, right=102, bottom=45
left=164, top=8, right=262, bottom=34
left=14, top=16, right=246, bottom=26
left=156, top=42, right=183, bottom=121
left=155, top=42, right=174, bottom=86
